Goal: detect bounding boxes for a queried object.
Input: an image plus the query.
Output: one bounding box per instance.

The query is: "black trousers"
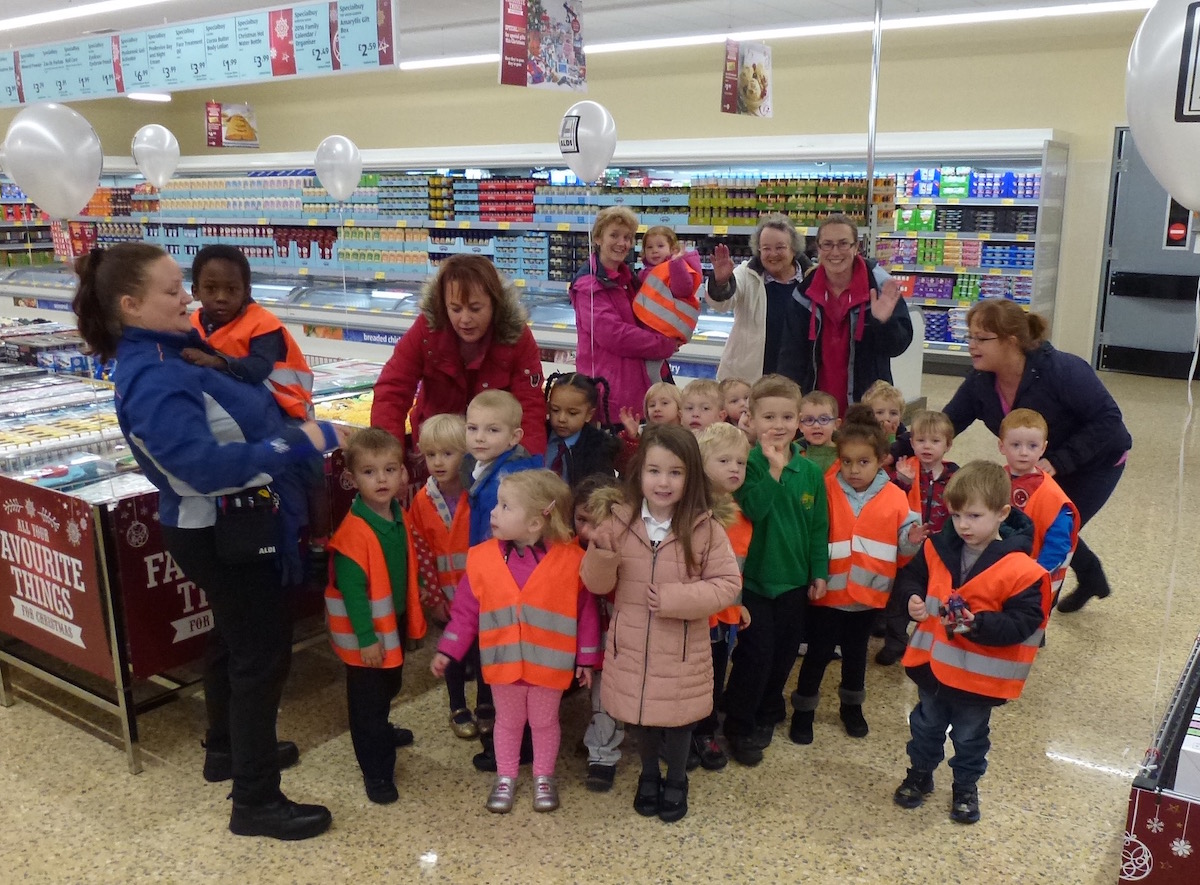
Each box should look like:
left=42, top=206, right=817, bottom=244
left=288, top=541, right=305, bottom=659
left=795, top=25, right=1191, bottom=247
left=722, top=587, right=808, bottom=737
left=446, top=639, right=492, bottom=712
left=1057, top=461, right=1125, bottom=589
left=694, top=625, right=732, bottom=736
left=793, top=607, right=876, bottom=706
left=346, top=664, right=405, bottom=781
left=164, top=526, right=291, bottom=806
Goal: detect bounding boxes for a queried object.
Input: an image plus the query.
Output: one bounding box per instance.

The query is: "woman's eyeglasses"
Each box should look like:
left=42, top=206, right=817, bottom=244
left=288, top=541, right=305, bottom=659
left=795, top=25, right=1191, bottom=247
left=817, top=240, right=856, bottom=252
left=964, top=334, right=999, bottom=344
left=800, top=415, right=836, bottom=426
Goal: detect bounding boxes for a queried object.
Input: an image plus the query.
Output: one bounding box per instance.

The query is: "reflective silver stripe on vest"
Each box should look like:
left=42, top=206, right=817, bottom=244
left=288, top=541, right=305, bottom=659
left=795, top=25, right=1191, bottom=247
left=479, top=606, right=519, bottom=633
left=329, top=629, right=402, bottom=651
left=480, top=641, right=576, bottom=671
left=909, top=629, right=934, bottom=651
left=436, top=552, right=469, bottom=573
left=325, top=596, right=393, bottom=619
left=926, top=596, right=940, bottom=616
left=826, top=572, right=849, bottom=591
left=829, top=540, right=852, bottom=560
left=735, top=553, right=746, bottom=574
left=269, top=366, right=314, bottom=394
left=634, top=274, right=699, bottom=338
left=929, top=642, right=1032, bottom=682
left=848, top=564, right=892, bottom=592
left=522, top=606, right=578, bottom=637
left=578, top=644, right=600, bottom=655
left=852, top=534, right=897, bottom=563
left=1021, top=629, right=1045, bottom=647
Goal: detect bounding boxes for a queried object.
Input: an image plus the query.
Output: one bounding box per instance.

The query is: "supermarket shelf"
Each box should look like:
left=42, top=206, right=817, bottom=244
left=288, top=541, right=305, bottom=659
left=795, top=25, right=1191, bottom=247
left=0, top=243, right=53, bottom=251
left=287, top=264, right=570, bottom=293
left=0, top=221, right=51, bottom=228
left=877, top=231, right=1036, bottom=242
left=895, top=197, right=1039, bottom=206
left=924, top=340, right=972, bottom=354
left=912, top=296, right=1032, bottom=310
left=888, top=263, right=1034, bottom=276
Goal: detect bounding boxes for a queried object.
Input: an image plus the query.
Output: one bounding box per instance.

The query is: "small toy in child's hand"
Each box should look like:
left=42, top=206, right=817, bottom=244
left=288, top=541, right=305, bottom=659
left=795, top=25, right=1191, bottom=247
left=939, top=591, right=972, bottom=638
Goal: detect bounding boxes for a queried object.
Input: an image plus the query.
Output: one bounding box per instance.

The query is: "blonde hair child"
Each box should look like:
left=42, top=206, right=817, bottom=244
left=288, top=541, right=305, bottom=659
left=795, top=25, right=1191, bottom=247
left=432, top=469, right=601, bottom=814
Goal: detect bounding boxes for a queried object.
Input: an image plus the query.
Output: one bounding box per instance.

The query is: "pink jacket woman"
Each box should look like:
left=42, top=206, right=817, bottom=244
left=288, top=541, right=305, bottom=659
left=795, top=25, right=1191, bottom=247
left=580, top=502, right=740, bottom=727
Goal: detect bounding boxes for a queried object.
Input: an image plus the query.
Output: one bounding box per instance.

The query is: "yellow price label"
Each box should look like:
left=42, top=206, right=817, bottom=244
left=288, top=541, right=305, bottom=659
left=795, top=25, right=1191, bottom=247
left=498, top=221, right=511, bottom=230
left=945, top=232, right=958, bottom=240
left=344, top=219, right=356, bottom=227
left=988, top=268, right=1002, bottom=275
left=103, top=216, right=113, bottom=223
left=434, top=220, right=448, bottom=228
left=186, top=217, right=196, bottom=224
left=374, top=272, right=385, bottom=280
left=257, top=218, right=268, bottom=225
left=139, top=216, right=150, bottom=223
left=552, top=323, right=568, bottom=330
left=947, top=197, right=961, bottom=204
left=904, top=231, right=917, bottom=238
left=395, top=220, right=408, bottom=228
left=918, top=198, right=933, bottom=205
left=1016, top=234, right=1030, bottom=241
left=1001, top=198, right=1015, bottom=205
left=712, top=224, right=729, bottom=235
left=922, top=265, right=936, bottom=272
left=458, top=220, right=471, bottom=229
left=946, top=344, right=963, bottom=351
left=1020, top=270, right=1033, bottom=277
left=636, top=224, right=648, bottom=234
left=556, top=222, right=571, bottom=231
left=922, top=298, right=940, bottom=306
left=978, top=233, right=991, bottom=240
left=299, top=267, right=310, bottom=275
left=513, top=278, right=526, bottom=287
left=307, top=218, right=319, bottom=226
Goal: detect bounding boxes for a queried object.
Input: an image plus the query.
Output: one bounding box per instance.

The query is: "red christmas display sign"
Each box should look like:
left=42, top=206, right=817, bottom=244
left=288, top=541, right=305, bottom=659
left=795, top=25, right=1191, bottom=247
left=0, top=480, right=112, bottom=681
left=108, top=493, right=212, bottom=679
left=1124, top=786, right=1200, bottom=882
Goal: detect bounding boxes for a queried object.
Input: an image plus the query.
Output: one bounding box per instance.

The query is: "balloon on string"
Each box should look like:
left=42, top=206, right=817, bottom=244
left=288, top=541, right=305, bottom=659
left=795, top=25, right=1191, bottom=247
left=314, top=135, right=362, bottom=202
left=130, top=124, right=180, bottom=189
left=558, top=101, right=617, bottom=184
left=4, top=103, right=102, bottom=219
left=1127, top=0, right=1200, bottom=211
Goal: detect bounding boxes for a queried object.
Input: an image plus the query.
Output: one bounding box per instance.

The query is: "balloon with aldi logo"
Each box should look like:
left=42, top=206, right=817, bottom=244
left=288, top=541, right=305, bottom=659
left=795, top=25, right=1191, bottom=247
left=1127, top=0, right=1200, bottom=210
left=558, top=101, right=617, bottom=185
left=4, top=102, right=102, bottom=219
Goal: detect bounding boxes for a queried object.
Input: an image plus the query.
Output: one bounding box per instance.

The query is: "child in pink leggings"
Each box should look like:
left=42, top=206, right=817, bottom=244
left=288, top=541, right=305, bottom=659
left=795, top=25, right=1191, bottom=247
left=433, top=469, right=601, bottom=813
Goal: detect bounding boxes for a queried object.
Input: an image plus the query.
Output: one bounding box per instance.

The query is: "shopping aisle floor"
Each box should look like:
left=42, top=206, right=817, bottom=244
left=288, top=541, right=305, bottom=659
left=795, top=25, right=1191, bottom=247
left=2, top=371, right=1196, bottom=884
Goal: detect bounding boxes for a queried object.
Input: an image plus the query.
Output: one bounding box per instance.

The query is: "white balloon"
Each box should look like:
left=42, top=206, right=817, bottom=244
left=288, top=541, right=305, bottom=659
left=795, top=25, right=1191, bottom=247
left=4, top=103, right=102, bottom=219
left=1127, top=0, right=1200, bottom=210
left=558, top=101, right=617, bottom=185
left=131, top=124, right=180, bottom=189
left=314, top=135, right=362, bottom=203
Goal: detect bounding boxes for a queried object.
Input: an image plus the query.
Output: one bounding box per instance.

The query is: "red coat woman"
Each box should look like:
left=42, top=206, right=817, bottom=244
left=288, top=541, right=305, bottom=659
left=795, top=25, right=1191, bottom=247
left=371, top=255, right=547, bottom=455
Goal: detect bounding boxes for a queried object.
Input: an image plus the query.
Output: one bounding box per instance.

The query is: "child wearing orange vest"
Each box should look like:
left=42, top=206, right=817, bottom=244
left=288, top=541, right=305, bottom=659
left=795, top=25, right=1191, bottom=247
left=183, top=244, right=329, bottom=551
left=879, top=409, right=961, bottom=666
left=325, top=429, right=426, bottom=805
left=407, top=413, right=483, bottom=740
left=790, top=406, right=922, bottom=745
left=432, top=470, right=601, bottom=814
left=997, top=409, right=1080, bottom=601
left=634, top=226, right=704, bottom=384
left=690, top=422, right=753, bottom=772
left=892, top=461, right=1051, bottom=824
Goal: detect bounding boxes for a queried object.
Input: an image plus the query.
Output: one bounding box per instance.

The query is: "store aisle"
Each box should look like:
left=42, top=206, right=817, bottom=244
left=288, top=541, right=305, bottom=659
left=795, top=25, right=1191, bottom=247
left=1, top=370, right=1195, bottom=884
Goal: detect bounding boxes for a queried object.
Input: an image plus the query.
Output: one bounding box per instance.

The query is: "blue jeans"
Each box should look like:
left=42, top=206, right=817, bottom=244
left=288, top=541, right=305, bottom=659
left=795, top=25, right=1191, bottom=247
left=906, top=685, right=993, bottom=786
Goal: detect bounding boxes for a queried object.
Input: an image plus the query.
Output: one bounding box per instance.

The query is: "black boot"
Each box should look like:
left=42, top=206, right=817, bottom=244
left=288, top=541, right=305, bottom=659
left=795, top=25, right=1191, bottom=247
left=229, top=797, right=332, bottom=840
left=1057, top=538, right=1111, bottom=613
left=839, top=704, right=869, bottom=738
left=203, top=740, right=299, bottom=783
left=789, top=710, right=814, bottom=745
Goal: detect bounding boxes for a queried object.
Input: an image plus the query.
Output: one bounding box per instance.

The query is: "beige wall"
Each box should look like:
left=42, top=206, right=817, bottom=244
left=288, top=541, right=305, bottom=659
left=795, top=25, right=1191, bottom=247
left=0, top=12, right=1142, bottom=357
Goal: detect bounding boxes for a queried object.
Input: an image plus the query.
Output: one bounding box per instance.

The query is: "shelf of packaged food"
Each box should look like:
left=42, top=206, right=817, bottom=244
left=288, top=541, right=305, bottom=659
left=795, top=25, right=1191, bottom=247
left=923, top=340, right=971, bottom=354
left=0, top=243, right=53, bottom=251
left=71, top=214, right=770, bottom=237
left=288, top=265, right=573, bottom=293
left=888, top=263, right=1034, bottom=276
left=912, top=296, right=1030, bottom=311
left=877, top=231, right=1036, bottom=242
left=895, top=197, right=1040, bottom=206
left=0, top=220, right=51, bottom=228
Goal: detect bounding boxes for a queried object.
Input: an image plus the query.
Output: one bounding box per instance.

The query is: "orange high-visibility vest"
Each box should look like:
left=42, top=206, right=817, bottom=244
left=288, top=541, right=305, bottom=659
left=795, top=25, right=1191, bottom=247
left=191, top=302, right=315, bottom=420
left=324, top=510, right=427, bottom=667
left=711, top=510, right=751, bottom=627
left=407, top=487, right=470, bottom=602
left=633, top=261, right=702, bottom=343
left=897, top=456, right=923, bottom=513
left=468, top=539, right=585, bottom=690
left=1010, top=471, right=1080, bottom=592
left=902, top=548, right=1051, bottom=700
left=820, top=475, right=914, bottom=610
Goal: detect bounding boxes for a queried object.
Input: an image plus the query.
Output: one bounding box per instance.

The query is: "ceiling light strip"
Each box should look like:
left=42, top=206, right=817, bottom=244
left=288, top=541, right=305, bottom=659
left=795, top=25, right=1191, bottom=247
left=0, top=0, right=179, bottom=34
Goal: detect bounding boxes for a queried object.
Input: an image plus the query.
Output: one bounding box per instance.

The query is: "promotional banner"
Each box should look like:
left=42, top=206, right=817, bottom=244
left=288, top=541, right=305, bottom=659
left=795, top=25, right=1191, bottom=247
left=720, top=39, right=772, bottom=117
left=108, top=493, right=213, bottom=679
left=206, top=101, right=260, bottom=149
left=0, top=480, right=111, bottom=680
left=500, top=0, right=586, bottom=92
left=0, top=1, right=398, bottom=108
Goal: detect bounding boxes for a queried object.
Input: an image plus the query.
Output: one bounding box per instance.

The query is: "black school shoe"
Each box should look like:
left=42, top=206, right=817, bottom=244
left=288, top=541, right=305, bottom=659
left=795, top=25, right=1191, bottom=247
left=693, top=733, right=728, bottom=771
left=1056, top=582, right=1111, bottom=613
left=874, top=645, right=904, bottom=666
left=893, top=768, right=935, bottom=809
left=364, top=777, right=399, bottom=805
left=203, top=740, right=300, bottom=783
left=634, top=772, right=662, bottom=817
left=391, top=725, right=414, bottom=747
left=727, top=734, right=764, bottom=767
left=586, top=763, right=616, bottom=792
left=229, top=797, right=332, bottom=841
left=472, top=733, right=534, bottom=772
left=950, top=783, right=981, bottom=824
left=659, top=777, right=688, bottom=823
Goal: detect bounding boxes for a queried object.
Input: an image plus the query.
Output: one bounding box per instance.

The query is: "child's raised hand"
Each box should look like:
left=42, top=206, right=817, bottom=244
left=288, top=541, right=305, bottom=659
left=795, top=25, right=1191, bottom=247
left=575, top=666, right=593, bottom=689
left=431, top=652, right=451, bottom=678
left=738, top=605, right=752, bottom=629
left=619, top=406, right=641, bottom=437
left=360, top=642, right=384, bottom=668
left=1037, top=458, right=1056, bottom=476
left=762, top=441, right=789, bottom=475
left=590, top=523, right=616, bottom=552
left=646, top=582, right=660, bottom=612
left=907, top=522, right=928, bottom=546
left=908, top=594, right=928, bottom=622
left=896, top=458, right=916, bottom=481
left=808, top=578, right=827, bottom=601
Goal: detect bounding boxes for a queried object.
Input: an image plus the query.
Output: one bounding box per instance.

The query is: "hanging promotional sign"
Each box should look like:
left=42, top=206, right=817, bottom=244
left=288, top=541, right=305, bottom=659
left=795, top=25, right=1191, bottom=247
left=206, top=101, right=260, bottom=149
left=0, top=1, right=397, bottom=108
left=500, top=0, right=586, bottom=92
left=720, top=39, right=772, bottom=117
left=0, top=481, right=111, bottom=680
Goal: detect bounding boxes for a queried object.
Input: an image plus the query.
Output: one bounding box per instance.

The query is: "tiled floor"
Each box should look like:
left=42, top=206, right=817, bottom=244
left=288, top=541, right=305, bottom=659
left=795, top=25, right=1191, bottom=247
left=2, top=370, right=1197, bottom=884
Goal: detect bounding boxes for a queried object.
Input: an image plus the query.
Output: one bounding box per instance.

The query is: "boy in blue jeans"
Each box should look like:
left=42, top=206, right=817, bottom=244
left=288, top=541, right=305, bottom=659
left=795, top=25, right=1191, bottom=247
left=892, top=461, right=1051, bottom=824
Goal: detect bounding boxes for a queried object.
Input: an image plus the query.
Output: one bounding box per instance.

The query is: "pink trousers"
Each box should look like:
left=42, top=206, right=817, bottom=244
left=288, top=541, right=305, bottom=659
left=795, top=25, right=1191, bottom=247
left=490, top=682, right=564, bottom=778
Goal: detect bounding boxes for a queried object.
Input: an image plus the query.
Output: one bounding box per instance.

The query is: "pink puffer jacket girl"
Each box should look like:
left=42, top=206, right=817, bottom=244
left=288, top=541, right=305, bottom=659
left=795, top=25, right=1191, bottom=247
left=580, top=502, right=740, bottom=727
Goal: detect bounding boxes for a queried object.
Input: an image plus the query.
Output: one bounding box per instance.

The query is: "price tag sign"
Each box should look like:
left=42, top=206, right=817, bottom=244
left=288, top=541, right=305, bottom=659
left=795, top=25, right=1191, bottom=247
left=711, top=224, right=729, bottom=235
